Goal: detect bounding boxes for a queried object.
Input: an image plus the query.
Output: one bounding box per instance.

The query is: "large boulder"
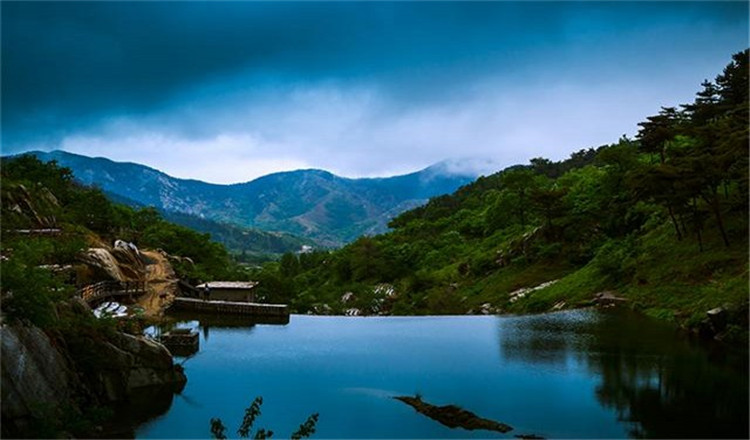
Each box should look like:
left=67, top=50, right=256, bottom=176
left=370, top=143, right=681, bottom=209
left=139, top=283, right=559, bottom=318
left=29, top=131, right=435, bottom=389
left=88, top=332, right=186, bottom=401
left=79, top=241, right=149, bottom=283
left=111, top=242, right=147, bottom=280
left=80, top=248, right=127, bottom=281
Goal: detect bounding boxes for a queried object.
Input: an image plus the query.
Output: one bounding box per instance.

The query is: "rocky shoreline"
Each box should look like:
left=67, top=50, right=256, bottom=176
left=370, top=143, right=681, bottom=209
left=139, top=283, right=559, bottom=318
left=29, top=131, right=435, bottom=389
left=1, top=299, right=186, bottom=438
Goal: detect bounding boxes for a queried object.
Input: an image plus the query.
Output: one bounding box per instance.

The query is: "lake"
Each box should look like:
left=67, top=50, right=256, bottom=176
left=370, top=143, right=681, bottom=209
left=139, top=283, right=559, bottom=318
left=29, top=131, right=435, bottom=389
left=135, top=310, right=748, bottom=439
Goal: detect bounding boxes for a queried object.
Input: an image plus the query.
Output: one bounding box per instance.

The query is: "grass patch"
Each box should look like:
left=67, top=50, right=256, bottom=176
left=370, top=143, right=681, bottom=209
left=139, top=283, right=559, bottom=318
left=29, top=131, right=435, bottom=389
left=508, top=263, right=605, bottom=313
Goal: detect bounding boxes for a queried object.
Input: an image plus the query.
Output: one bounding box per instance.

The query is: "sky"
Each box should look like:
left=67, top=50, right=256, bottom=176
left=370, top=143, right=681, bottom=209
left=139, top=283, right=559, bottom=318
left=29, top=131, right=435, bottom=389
left=2, top=2, right=748, bottom=184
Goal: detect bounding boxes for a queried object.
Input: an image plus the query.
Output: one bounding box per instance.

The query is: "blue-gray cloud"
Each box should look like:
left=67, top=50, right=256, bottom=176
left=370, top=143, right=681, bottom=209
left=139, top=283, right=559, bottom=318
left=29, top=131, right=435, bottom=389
left=2, top=2, right=747, bottom=182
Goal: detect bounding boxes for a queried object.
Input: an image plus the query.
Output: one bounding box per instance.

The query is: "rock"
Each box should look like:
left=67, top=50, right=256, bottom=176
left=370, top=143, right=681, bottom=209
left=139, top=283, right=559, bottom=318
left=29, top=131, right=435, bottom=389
left=166, top=253, right=195, bottom=267
left=80, top=248, right=127, bottom=281
left=341, top=292, right=355, bottom=303
left=552, top=301, right=566, bottom=311
left=509, top=280, right=559, bottom=303
left=111, top=244, right=147, bottom=279
left=1, top=318, right=186, bottom=437
left=312, top=304, right=332, bottom=315
left=706, top=307, right=728, bottom=333
left=78, top=331, right=186, bottom=402
left=374, top=284, right=397, bottom=298
left=509, top=287, right=531, bottom=303
left=3, top=183, right=60, bottom=228
left=345, top=308, right=361, bottom=316
left=394, top=395, right=513, bottom=433
left=1, top=324, right=77, bottom=430
left=593, top=291, right=628, bottom=306
left=80, top=241, right=150, bottom=282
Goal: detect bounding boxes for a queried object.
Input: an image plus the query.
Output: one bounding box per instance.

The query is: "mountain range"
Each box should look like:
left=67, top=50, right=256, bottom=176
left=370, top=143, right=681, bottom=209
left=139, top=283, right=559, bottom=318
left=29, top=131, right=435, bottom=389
left=27, top=150, right=481, bottom=246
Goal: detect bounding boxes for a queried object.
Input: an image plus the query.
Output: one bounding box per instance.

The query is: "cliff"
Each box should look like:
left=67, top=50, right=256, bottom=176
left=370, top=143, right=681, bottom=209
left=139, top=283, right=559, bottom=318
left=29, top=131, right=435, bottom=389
left=1, top=300, right=186, bottom=438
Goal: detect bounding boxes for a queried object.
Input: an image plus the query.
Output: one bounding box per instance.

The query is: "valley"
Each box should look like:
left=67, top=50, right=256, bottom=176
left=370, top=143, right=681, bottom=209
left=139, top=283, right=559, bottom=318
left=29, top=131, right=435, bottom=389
left=1, top=3, right=747, bottom=437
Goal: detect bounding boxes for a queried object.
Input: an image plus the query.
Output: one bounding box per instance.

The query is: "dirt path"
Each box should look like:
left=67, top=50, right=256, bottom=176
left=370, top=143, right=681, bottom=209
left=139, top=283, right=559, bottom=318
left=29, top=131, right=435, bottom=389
left=137, top=250, right=179, bottom=317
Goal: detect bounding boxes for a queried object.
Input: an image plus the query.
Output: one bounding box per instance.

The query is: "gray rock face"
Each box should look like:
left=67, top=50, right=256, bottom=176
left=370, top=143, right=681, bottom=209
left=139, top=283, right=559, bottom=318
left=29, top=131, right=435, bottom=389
left=1, top=324, right=76, bottom=424
left=81, top=242, right=148, bottom=283
left=2, top=183, right=60, bottom=228
left=1, top=320, right=186, bottom=437
left=97, top=332, right=186, bottom=401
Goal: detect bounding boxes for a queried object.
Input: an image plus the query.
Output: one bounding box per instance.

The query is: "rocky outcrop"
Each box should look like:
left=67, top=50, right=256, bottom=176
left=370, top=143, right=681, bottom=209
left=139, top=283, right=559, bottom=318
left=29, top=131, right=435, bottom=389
left=1, top=324, right=78, bottom=435
left=80, top=247, right=128, bottom=281
left=138, top=249, right=180, bottom=317
left=83, top=331, right=186, bottom=402
left=593, top=291, right=628, bottom=306
left=394, top=395, right=513, bottom=433
left=695, top=302, right=748, bottom=343
left=508, top=279, right=559, bottom=303
left=1, top=311, right=185, bottom=437
left=79, top=241, right=148, bottom=282
left=2, top=183, right=60, bottom=228
left=112, top=240, right=147, bottom=279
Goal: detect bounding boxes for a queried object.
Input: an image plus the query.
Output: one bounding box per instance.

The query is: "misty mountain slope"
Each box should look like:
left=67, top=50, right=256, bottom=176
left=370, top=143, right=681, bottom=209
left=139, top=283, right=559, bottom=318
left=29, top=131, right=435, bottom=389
left=29, top=150, right=479, bottom=245
left=88, top=188, right=312, bottom=258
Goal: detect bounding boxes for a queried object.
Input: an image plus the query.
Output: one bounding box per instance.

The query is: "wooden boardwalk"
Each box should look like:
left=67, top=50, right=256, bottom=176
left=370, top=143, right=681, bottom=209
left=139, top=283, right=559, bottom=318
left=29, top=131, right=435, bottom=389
left=169, top=297, right=289, bottom=318
left=77, top=280, right=147, bottom=307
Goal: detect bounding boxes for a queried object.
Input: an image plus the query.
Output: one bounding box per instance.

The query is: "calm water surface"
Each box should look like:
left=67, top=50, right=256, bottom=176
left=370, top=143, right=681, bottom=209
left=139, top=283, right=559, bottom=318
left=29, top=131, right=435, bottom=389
left=136, top=310, right=748, bottom=439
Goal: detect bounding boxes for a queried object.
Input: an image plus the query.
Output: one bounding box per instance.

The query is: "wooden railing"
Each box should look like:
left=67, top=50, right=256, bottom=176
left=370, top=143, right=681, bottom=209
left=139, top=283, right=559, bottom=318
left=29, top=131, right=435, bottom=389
left=77, top=280, right=147, bottom=306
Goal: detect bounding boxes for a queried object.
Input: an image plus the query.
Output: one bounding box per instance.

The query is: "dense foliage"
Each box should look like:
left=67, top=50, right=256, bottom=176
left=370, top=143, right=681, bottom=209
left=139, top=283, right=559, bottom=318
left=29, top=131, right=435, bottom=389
left=161, top=210, right=314, bottom=264
left=252, top=51, right=748, bottom=336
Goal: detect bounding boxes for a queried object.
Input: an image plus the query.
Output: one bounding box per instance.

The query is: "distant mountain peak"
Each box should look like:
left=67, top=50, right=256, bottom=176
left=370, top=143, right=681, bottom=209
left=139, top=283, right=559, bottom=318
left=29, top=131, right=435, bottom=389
left=422, top=157, right=504, bottom=180
left=17, top=150, right=488, bottom=246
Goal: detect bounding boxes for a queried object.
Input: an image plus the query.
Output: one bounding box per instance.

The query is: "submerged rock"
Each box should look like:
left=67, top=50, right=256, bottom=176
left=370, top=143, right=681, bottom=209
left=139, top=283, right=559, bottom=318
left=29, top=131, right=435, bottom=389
left=393, top=395, right=513, bottom=433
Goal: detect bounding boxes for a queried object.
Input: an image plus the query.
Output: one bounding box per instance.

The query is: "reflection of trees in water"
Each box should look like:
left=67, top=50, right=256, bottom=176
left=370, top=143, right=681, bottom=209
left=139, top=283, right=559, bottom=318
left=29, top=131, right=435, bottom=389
left=499, top=310, right=749, bottom=438
left=500, top=311, right=596, bottom=367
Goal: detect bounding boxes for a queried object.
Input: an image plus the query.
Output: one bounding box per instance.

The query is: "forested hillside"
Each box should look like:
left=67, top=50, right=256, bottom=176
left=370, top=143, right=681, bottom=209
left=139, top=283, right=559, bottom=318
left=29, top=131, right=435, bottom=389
left=254, top=51, right=748, bottom=341
left=101, top=189, right=313, bottom=262
left=1, top=155, right=249, bottom=328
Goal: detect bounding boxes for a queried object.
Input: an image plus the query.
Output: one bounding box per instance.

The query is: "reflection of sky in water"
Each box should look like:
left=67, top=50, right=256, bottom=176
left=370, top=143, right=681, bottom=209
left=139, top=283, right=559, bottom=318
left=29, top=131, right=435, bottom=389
left=136, top=311, right=747, bottom=439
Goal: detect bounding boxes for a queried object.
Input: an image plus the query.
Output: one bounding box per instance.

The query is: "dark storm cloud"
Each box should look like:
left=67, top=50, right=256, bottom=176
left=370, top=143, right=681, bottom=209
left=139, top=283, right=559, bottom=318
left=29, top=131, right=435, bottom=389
left=1, top=1, right=747, bottom=182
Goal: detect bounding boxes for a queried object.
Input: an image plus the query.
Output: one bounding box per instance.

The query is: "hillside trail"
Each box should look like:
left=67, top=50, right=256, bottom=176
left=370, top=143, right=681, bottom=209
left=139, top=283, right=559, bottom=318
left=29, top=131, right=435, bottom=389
left=137, top=250, right=179, bottom=317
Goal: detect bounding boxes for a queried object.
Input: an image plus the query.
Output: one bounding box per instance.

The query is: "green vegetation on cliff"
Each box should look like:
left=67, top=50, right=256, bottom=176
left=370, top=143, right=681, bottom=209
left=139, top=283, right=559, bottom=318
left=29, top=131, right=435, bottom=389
left=254, top=51, right=748, bottom=339
left=1, top=154, right=248, bottom=328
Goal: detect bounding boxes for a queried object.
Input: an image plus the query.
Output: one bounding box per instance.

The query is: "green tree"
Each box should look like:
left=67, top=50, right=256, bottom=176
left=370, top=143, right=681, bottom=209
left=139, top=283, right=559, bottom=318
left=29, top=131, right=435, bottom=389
left=499, top=168, right=536, bottom=227
left=210, top=396, right=317, bottom=440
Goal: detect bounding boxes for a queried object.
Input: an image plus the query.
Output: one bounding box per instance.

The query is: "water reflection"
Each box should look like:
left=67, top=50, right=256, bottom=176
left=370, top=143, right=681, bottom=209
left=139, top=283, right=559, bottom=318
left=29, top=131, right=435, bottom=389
left=166, top=310, right=290, bottom=327
left=499, top=309, right=749, bottom=439
left=99, top=385, right=177, bottom=438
